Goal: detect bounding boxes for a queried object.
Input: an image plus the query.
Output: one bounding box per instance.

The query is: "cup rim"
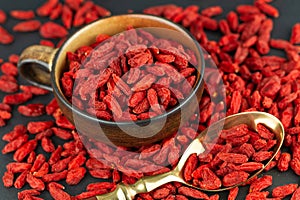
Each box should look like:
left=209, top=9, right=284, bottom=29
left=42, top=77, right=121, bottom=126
left=51, top=13, right=205, bottom=126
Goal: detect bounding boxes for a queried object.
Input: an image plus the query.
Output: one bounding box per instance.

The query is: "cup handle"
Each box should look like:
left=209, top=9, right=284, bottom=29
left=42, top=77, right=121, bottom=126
left=18, top=45, right=58, bottom=91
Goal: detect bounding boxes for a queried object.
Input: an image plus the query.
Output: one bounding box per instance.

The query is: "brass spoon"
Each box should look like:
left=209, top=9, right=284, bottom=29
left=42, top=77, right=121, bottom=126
left=86, top=111, right=284, bottom=200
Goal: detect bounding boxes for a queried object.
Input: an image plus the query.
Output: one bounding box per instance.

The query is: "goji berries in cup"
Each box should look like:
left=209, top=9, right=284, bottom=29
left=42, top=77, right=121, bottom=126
left=18, top=14, right=205, bottom=147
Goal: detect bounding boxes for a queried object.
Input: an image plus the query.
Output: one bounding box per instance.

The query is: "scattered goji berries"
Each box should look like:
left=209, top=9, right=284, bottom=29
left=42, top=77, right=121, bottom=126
left=0, top=0, right=110, bottom=45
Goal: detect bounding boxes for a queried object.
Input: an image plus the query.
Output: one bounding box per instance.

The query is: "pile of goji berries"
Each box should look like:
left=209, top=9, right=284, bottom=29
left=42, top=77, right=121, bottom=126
left=1, top=0, right=300, bottom=199
left=183, top=123, right=279, bottom=190
left=62, top=28, right=198, bottom=121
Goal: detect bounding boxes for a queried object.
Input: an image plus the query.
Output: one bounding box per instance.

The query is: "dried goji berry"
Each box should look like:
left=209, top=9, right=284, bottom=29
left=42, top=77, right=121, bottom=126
left=6, top=162, right=31, bottom=174
left=177, top=186, right=209, bottom=199
left=20, top=85, right=49, bottom=95
left=94, top=5, right=111, bottom=17
left=218, top=153, right=249, bottom=164
left=75, top=190, right=107, bottom=199
left=245, top=191, right=269, bottom=200
left=249, top=175, right=272, bottom=192
left=8, top=54, right=19, bottom=64
left=39, top=22, right=68, bottom=39
left=255, top=1, right=279, bottom=18
left=42, top=170, right=68, bottom=182
left=18, top=189, right=40, bottom=200
left=2, top=124, right=26, bottom=142
left=277, top=152, right=291, bottom=172
left=13, top=140, right=37, bottom=162
left=10, top=10, right=35, bottom=20
left=55, top=114, right=75, bottom=130
left=36, top=0, right=58, bottom=17
left=89, top=169, right=111, bottom=179
left=291, top=187, right=300, bottom=200
left=0, top=9, right=7, bottom=24
left=151, top=187, right=170, bottom=199
left=236, top=162, right=264, bottom=172
left=41, top=137, right=55, bottom=153
left=27, top=121, right=54, bottom=134
left=236, top=5, right=260, bottom=15
left=202, top=6, right=223, bottom=17
left=272, top=183, right=298, bottom=198
left=13, top=20, right=41, bottom=32
left=66, top=167, right=86, bottom=185
left=73, top=1, right=94, bottom=27
left=198, top=167, right=222, bottom=190
left=85, top=158, right=110, bottom=170
left=18, top=104, right=45, bottom=117
left=290, top=23, right=300, bottom=44
left=49, top=3, right=62, bottom=20
left=68, top=152, right=86, bottom=170
left=14, top=170, right=29, bottom=189
left=26, top=173, right=45, bottom=191
left=48, top=182, right=71, bottom=200
left=264, top=160, right=277, bottom=172
left=2, top=134, right=28, bottom=154
left=183, top=154, right=198, bottom=182
left=62, top=5, right=73, bottom=29
left=0, top=26, right=14, bottom=44
left=40, top=39, right=55, bottom=47
left=0, top=81, right=17, bottom=97
left=222, top=171, right=249, bottom=187
left=228, top=187, right=239, bottom=200
left=27, top=151, right=36, bottom=164
left=1, top=62, right=18, bottom=76
left=2, top=171, right=14, bottom=188
left=3, top=92, right=32, bottom=105
left=45, top=98, right=59, bottom=115
left=33, top=162, right=49, bottom=178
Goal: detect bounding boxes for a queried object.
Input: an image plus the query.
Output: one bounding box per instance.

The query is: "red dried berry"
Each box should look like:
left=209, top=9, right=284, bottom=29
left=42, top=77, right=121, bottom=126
left=10, top=10, right=35, bottom=20
left=3, top=92, right=32, bottom=105
left=0, top=9, right=7, bottom=24
left=1, top=62, right=18, bottom=76
left=272, top=184, right=298, bottom=198
left=36, top=0, right=59, bottom=17
left=0, top=26, right=13, bottom=44
left=39, top=22, right=68, bottom=39
left=27, top=121, right=54, bottom=134
left=18, top=104, right=45, bottom=117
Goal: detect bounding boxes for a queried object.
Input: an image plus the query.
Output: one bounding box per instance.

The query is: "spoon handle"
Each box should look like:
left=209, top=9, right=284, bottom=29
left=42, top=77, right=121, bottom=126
left=95, top=170, right=183, bottom=200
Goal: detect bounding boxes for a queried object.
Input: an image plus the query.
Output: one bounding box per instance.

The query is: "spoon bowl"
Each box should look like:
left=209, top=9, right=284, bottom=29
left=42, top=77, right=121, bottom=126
left=86, top=111, right=284, bottom=200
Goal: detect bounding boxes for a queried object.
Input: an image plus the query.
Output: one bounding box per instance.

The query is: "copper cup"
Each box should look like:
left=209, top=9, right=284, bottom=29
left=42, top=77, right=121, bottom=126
left=18, top=14, right=205, bottom=147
